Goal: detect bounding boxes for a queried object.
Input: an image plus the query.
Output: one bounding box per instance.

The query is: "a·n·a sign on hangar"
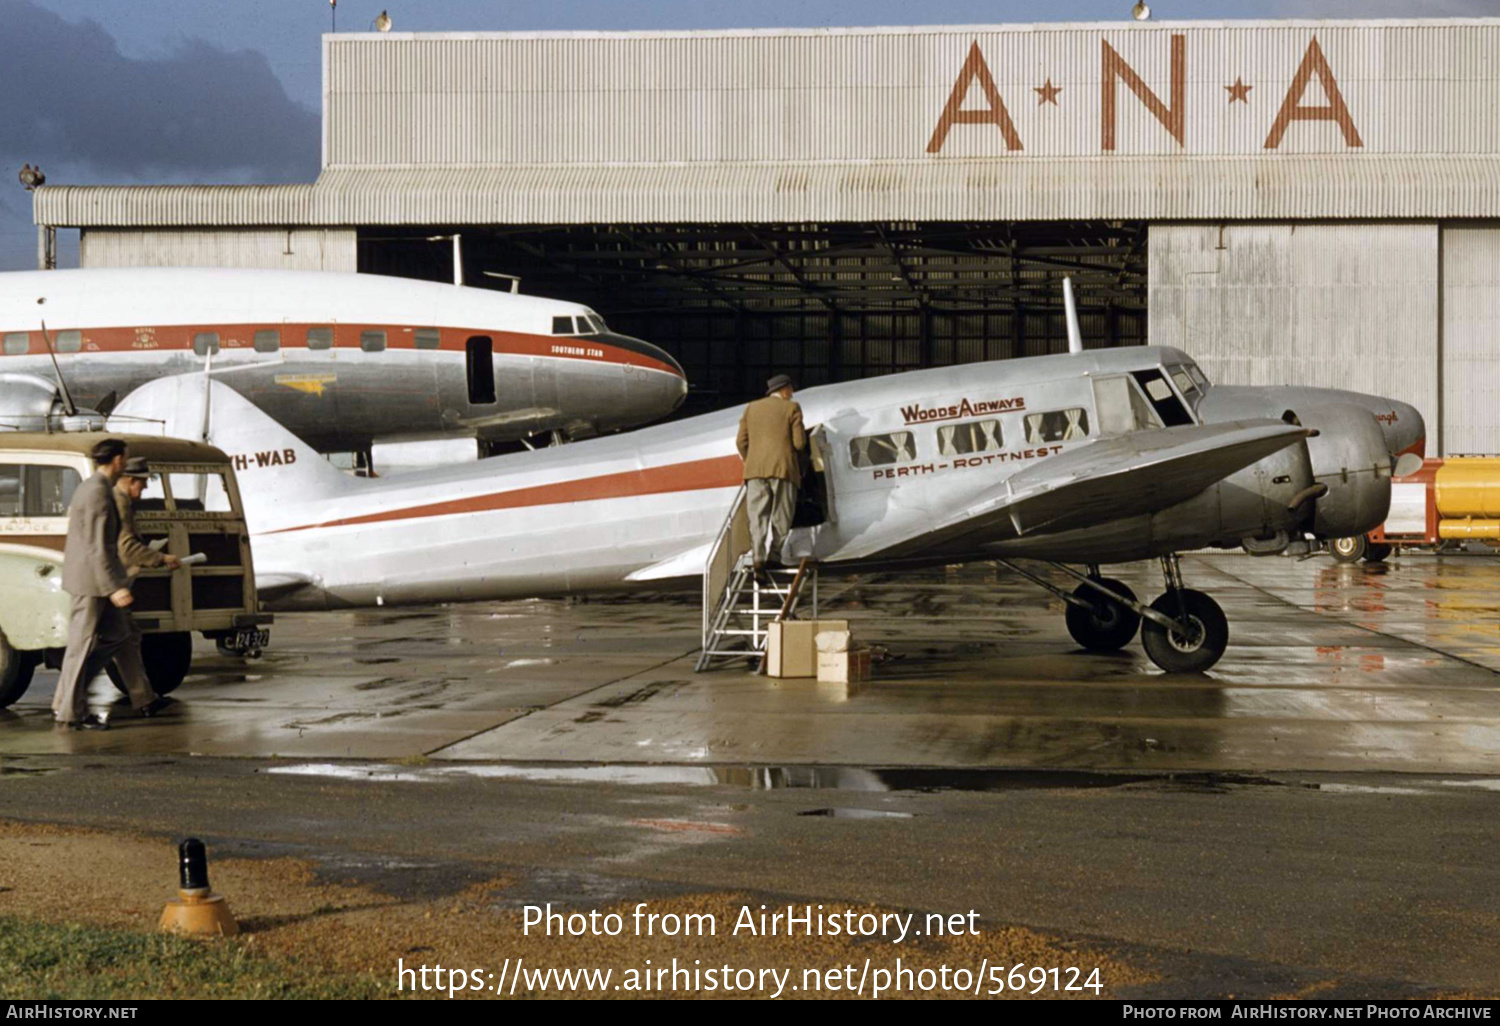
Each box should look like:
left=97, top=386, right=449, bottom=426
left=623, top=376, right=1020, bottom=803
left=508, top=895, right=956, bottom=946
left=32, top=19, right=1500, bottom=453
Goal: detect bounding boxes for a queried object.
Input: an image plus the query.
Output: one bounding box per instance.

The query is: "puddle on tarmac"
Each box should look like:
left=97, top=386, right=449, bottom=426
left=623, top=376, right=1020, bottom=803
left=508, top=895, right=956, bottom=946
left=797, top=808, right=914, bottom=819
left=265, top=762, right=1264, bottom=793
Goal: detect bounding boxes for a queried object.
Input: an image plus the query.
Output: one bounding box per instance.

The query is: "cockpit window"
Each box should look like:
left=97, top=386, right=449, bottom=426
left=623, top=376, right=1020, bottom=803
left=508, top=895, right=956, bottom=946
left=1168, top=365, right=1205, bottom=408
left=551, top=316, right=574, bottom=336
left=1093, top=376, right=1163, bottom=434
left=1131, top=369, right=1195, bottom=427
left=1186, top=364, right=1209, bottom=389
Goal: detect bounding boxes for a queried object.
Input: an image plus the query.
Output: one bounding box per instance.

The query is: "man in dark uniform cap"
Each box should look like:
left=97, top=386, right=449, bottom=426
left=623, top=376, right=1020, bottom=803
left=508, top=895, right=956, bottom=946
left=52, top=440, right=163, bottom=729
left=735, top=373, right=806, bottom=576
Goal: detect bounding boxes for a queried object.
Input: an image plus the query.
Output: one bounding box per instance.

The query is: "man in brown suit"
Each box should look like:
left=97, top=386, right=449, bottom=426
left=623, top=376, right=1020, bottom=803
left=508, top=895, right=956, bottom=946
left=736, top=374, right=806, bottom=575
left=52, top=439, right=161, bottom=729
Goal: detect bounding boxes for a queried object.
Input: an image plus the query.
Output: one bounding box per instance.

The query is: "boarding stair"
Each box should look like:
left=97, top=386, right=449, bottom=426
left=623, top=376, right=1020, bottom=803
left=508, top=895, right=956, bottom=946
left=696, top=485, right=819, bottom=672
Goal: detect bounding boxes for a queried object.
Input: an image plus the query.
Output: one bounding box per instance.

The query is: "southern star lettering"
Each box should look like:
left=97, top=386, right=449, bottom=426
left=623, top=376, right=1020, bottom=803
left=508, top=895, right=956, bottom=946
left=232, top=448, right=299, bottom=471
left=901, top=396, right=1026, bottom=424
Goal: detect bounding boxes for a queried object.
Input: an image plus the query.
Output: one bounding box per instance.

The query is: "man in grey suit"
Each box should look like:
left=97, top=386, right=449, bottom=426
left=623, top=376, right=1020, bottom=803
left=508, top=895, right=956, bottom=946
left=52, top=438, right=160, bottom=729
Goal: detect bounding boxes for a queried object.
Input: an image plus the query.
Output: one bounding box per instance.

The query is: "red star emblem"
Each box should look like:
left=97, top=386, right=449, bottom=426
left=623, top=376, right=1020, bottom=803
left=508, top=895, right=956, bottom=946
left=1225, top=77, right=1252, bottom=103
left=1034, top=78, right=1062, bottom=106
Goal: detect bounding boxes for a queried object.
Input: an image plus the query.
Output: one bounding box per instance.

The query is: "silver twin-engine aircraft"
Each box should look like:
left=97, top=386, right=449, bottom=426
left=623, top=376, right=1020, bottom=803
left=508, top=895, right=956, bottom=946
left=110, top=321, right=1424, bottom=674
left=0, top=267, right=687, bottom=451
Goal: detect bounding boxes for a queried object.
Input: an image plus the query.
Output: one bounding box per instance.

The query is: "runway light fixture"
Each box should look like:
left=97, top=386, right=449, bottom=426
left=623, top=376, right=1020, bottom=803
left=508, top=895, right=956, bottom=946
left=375, top=10, right=392, bottom=32
left=1132, top=1, right=1151, bottom=20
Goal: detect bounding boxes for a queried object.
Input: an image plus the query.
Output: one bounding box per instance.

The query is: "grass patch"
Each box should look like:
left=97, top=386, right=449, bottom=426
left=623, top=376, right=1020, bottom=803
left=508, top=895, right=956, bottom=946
left=0, top=915, right=386, bottom=1000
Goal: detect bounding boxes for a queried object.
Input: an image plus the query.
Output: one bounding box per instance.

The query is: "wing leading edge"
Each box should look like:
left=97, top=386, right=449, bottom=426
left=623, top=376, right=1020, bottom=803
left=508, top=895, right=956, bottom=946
left=854, top=420, right=1313, bottom=560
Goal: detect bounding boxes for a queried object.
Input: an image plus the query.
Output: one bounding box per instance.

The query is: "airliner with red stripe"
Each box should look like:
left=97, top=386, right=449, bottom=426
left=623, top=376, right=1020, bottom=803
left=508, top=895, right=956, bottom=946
left=108, top=338, right=1424, bottom=674
left=0, top=267, right=686, bottom=453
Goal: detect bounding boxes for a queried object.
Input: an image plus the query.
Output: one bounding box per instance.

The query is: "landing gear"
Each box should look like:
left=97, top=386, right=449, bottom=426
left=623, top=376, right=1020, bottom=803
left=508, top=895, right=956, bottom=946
left=1003, top=557, right=1229, bottom=672
left=1138, top=556, right=1228, bottom=674
left=1064, top=576, right=1142, bottom=651
left=1329, top=535, right=1367, bottom=563
left=1364, top=542, right=1392, bottom=563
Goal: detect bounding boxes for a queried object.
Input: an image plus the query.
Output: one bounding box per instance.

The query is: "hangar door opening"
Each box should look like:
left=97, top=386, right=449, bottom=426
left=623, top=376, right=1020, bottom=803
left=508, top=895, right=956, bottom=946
left=360, top=221, right=1148, bottom=413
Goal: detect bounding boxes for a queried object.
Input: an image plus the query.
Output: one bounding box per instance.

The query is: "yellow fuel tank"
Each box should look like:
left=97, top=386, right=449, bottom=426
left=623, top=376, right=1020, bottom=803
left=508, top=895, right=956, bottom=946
left=1434, top=458, right=1500, bottom=519
left=1438, top=517, right=1500, bottom=540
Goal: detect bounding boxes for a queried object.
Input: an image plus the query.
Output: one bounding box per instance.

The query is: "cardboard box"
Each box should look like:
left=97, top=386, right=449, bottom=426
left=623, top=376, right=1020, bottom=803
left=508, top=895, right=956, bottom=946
left=815, top=630, right=851, bottom=653
left=817, top=647, right=872, bottom=685
left=765, top=619, right=848, bottom=678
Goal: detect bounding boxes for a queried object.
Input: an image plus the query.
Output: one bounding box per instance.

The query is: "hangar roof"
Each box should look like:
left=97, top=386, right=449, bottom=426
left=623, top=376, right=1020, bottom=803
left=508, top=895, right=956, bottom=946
left=32, top=19, right=1500, bottom=228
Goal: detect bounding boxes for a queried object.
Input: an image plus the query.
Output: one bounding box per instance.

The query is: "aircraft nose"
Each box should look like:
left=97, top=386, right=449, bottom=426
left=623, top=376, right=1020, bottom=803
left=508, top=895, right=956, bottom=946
left=598, top=331, right=688, bottom=414
left=1385, top=399, right=1426, bottom=458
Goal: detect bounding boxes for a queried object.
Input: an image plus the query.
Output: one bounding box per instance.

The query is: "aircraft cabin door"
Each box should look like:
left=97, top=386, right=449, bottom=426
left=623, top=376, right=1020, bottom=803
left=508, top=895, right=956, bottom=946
left=795, top=425, right=836, bottom=527
left=466, top=335, right=496, bottom=405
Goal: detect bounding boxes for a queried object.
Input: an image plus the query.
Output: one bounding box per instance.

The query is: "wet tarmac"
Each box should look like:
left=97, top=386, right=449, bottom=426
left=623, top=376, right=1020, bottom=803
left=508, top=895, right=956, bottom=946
left=3, top=553, right=1499, bottom=775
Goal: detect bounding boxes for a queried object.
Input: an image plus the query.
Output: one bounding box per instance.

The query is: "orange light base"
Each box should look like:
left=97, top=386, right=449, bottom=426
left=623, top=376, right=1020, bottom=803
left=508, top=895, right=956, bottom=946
left=159, top=888, right=239, bottom=937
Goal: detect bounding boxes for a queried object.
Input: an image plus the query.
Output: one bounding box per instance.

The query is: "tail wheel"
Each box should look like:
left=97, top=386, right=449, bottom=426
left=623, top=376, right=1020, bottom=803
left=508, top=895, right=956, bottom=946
left=1065, top=578, right=1142, bottom=651
left=0, top=632, right=39, bottom=708
left=1330, top=535, right=1368, bottom=563
left=1364, top=543, right=1392, bottom=563
left=1141, top=590, right=1229, bottom=674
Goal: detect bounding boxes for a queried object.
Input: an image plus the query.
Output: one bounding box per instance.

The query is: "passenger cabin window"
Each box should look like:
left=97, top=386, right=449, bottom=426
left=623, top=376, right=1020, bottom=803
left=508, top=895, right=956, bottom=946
left=849, top=431, right=917, bottom=469
left=55, top=330, right=82, bottom=354
left=0, top=463, right=81, bottom=517
left=1131, top=369, right=1194, bottom=427
left=1093, top=376, right=1163, bottom=435
left=3, top=332, right=28, bottom=355
left=1025, top=408, right=1090, bottom=444
left=414, top=328, right=441, bottom=350
left=306, top=327, right=334, bottom=351
left=937, top=419, right=1003, bottom=456
left=253, top=329, right=280, bottom=354
left=360, top=330, right=386, bottom=353
left=193, top=332, right=220, bottom=357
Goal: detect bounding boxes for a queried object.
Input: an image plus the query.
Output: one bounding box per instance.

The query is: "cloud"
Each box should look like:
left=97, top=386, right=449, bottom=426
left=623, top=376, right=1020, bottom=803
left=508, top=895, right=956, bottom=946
left=0, top=0, right=318, bottom=183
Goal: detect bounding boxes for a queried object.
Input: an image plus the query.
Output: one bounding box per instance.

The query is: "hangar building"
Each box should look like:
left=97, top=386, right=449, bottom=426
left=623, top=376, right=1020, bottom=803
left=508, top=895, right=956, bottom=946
left=31, top=19, right=1500, bottom=453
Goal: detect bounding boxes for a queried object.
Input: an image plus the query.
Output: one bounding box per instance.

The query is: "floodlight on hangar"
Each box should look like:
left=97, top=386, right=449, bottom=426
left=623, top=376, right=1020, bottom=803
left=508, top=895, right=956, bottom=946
left=1132, top=2, right=1151, bottom=20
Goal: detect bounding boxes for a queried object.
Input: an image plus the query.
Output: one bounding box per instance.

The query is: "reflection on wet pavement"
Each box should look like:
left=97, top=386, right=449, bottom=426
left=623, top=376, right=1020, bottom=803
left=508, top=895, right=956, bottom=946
left=3, top=555, right=1499, bottom=773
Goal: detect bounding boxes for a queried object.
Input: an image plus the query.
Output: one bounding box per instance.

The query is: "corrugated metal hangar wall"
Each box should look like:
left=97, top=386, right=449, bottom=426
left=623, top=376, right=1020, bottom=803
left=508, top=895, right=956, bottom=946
left=34, top=20, right=1500, bottom=450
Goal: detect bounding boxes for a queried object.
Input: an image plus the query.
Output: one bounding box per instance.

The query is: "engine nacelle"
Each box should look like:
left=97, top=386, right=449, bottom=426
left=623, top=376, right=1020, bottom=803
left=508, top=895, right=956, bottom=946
left=1299, top=403, right=1392, bottom=539
left=0, top=373, right=105, bottom=432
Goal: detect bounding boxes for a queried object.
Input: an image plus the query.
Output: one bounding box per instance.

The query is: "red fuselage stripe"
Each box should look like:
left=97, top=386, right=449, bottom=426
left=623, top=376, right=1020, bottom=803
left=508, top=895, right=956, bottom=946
left=269, top=454, right=745, bottom=534
left=0, top=322, right=681, bottom=376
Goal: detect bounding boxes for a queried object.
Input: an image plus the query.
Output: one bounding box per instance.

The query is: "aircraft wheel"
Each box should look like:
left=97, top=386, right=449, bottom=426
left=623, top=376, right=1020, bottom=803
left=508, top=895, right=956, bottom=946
left=1364, top=543, right=1392, bottom=563
left=1064, top=578, right=1142, bottom=651
left=1329, top=535, right=1367, bottom=563
left=1141, top=590, right=1228, bottom=674
left=0, top=632, right=38, bottom=708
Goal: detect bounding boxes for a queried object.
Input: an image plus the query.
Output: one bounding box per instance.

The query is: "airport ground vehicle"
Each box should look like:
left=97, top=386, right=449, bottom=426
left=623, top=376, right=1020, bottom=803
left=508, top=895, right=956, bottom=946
left=1332, top=457, right=1500, bottom=562
left=0, top=434, right=271, bottom=707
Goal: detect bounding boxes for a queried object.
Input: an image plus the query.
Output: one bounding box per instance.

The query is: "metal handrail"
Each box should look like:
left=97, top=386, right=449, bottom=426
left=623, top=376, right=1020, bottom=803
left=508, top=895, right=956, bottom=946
left=701, top=484, right=748, bottom=650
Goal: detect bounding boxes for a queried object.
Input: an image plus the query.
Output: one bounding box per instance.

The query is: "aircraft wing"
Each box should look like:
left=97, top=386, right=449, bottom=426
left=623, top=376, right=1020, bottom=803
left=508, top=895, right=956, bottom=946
left=864, top=420, right=1313, bottom=559
left=254, top=572, right=315, bottom=602
left=625, top=543, right=714, bottom=582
